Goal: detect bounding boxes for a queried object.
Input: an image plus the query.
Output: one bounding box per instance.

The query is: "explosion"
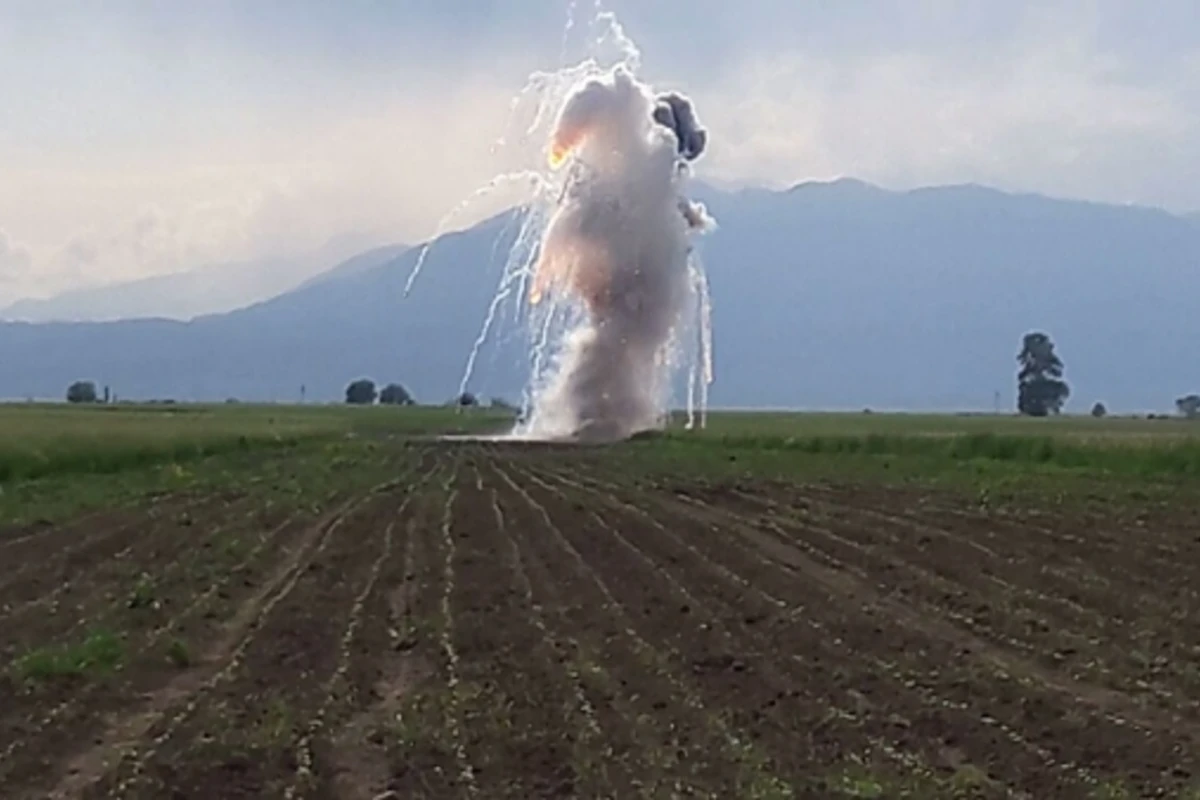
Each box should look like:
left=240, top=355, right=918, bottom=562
left=518, top=66, right=713, bottom=441
left=404, top=9, right=715, bottom=442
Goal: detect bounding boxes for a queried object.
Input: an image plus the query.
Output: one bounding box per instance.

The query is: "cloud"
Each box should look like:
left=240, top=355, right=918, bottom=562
left=694, top=34, right=1200, bottom=209
left=4, top=1, right=1200, bottom=309
left=0, top=229, right=33, bottom=283
left=0, top=67, right=532, bottom=303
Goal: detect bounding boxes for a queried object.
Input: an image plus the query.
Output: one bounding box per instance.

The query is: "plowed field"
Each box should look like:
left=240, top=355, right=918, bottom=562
left=2, top=440, right=1198, bottom=798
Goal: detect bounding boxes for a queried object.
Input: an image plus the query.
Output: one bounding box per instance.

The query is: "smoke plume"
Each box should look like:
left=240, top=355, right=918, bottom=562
left=522, top=66, right=714, bottom=441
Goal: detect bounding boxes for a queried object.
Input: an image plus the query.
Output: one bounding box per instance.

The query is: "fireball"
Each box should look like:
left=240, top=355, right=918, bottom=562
left=547, top=122, right=587, bottom=169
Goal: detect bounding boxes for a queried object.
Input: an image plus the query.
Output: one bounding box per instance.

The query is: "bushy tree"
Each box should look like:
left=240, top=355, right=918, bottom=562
left=66, top=380, right=98, bottom=404
left=455, top=392, right=478, bottom=408
left=345, top=378, right=377, bottom=405
left=1090, top=402, right=1107, bottom=418
left=379, top=383, right=414, bottom=405
left=1017, top=332, right=1069, bottom=417
left=1177, top=394, right=1200, bottom=419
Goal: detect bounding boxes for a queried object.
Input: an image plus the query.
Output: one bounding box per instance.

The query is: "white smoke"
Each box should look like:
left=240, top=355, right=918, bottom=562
left=521, top=66, right=714, bottom=441
left=403, top=8, right=715, bottom=442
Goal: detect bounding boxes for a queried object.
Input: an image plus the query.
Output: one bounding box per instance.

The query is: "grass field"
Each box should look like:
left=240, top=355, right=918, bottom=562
left=1, top=403, right=1198, bottom=798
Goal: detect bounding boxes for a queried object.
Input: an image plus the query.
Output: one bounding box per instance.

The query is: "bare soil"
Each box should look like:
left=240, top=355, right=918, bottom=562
left=1, top=441, right=1197, bottom=798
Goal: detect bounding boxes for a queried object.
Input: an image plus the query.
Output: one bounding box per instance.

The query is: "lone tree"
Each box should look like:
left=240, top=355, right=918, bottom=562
left=1016, top=332, right=1069, bottom=417
left=1177, top=394, right=1200, bottom=419
left=455, top=392, right=478, bottom=408
left=66, top=380, right=99, bottom=404
left=1091, top=402, right=1107, bottom=418
left=379, top=383, right=414, bottom=406
left=344, top=378, right=377, bottom=405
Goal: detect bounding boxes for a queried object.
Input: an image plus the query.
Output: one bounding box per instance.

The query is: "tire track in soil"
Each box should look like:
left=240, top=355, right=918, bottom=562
left=0, top=501, right=315, bottom=791
left=491, top=459, right=792, bottom=799
left=598, top=472, right=1200, bottom=796
left=521, top=463, right=991, bottom=797
left=48, top=470, right=407, bottom=800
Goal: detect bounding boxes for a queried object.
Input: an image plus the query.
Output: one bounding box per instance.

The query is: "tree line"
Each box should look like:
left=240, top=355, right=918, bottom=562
left=56, top=337, right=1198, bottom=418
left=342, top=378, right=516, bottom=411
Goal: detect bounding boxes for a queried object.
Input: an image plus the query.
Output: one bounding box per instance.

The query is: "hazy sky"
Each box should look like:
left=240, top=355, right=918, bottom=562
left=2, top=0, right=1199, bottom=301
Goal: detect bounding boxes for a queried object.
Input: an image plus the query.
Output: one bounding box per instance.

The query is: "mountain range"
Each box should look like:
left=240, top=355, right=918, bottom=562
left=0, top=233, right=400, bottom=323
left=1, top=179, right=1197, bottom=413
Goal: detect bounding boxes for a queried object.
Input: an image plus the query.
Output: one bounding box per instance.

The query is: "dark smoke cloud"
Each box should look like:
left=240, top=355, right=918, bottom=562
left=652, top=92, right=708, bottom=161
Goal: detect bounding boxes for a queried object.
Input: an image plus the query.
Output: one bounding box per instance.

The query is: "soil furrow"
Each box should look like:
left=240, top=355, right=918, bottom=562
left=287, top=450, right=447, bottom=799
left=63, top=476, right=403, bottom=800
left=0, top=505, right=314, bottom=790
left=456, top=457, right=651, bottom=798
left=645, top=476, right=1200, bottom=796
left=528, top=464, right=1019, bottom=797
left=0, top=491, right=228, bottom=632
left=377, top=452, right=460, bottom=800
left=495, top=461, right=800, bottom=798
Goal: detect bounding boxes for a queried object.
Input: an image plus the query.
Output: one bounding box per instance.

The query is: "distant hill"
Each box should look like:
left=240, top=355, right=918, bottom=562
left=1, top=180, right=1197, bottom=412
left=292, top=244, right=409, bottom=292
left=0, top=233, right=399, bottom=323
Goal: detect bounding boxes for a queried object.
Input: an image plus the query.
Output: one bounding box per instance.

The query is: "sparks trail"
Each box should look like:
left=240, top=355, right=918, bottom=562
left=404, top=6, right=715, bottom=442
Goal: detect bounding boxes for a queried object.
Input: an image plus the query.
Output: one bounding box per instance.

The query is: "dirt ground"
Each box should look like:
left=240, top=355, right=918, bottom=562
left=1, top=441, right=1198, bottom=799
